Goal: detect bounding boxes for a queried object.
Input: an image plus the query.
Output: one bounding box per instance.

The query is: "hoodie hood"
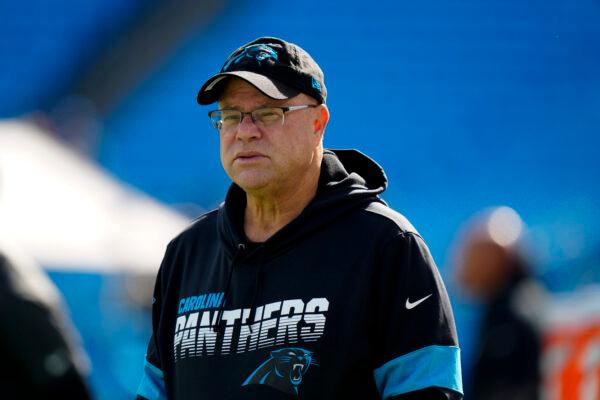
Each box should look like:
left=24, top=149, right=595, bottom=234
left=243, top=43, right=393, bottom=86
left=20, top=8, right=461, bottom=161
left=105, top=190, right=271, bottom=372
left=217, top=149, right=387, bottom=259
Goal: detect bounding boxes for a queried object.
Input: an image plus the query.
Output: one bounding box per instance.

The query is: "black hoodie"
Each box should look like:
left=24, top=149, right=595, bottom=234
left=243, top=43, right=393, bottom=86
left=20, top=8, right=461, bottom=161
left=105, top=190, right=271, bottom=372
left=137, top=150, right=462, bottom=400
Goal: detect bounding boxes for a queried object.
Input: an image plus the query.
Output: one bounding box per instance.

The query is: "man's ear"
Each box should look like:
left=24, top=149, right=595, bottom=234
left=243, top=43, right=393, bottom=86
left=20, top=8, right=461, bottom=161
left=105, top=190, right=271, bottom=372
left=313, top=105, right=330, bottom=135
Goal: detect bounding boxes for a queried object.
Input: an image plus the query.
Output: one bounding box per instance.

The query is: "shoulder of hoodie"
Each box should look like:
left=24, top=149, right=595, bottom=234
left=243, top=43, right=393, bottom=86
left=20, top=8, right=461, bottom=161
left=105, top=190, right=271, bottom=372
left=164, top=207, right=221, bottom=251
left=358, top=200, right=424, bottom=241
left=356, top=202, right=436, bottom=272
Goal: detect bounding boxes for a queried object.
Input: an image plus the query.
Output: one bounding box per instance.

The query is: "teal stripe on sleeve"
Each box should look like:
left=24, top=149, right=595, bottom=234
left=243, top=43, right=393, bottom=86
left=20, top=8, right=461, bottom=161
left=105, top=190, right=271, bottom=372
left=137, top=360, right=167, bottom=400
left=373, top=345, right=462, bottom=399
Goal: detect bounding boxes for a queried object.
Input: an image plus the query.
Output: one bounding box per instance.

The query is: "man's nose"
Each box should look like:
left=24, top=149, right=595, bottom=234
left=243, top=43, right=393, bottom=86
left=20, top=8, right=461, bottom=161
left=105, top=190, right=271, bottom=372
left=236, top=114, right=261, bottom=141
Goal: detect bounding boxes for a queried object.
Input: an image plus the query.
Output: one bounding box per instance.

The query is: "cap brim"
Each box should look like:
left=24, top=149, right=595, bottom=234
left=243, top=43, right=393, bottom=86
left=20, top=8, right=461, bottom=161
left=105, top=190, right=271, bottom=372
left=196, top=71, right=300, bottom=105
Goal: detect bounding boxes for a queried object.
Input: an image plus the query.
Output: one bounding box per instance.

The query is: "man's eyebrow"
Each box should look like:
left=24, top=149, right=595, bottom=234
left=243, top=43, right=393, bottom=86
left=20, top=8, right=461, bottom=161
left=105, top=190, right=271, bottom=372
left=219, top=101, right=243, bottom=109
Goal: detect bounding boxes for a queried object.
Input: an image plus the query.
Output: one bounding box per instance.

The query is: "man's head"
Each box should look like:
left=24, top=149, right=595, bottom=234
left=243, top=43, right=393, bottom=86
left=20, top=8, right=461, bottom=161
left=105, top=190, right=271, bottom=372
left=197, top=37, right=329, bottom=197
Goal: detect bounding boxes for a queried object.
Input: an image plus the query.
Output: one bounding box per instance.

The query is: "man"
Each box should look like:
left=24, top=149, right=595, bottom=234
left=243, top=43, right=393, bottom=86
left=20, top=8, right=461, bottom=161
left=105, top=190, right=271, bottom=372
left=137, top=37, right=462, bottom=400
left=454, top=207, right=542, bottom=400
left=0, top=246, right=92, bottom=399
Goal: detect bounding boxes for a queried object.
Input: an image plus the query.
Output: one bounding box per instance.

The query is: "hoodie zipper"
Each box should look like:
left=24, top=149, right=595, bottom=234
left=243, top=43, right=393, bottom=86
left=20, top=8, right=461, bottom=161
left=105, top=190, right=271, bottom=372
left=248, top=249, right=265, bottom=333
left=213, top=243, right=246, bottom=333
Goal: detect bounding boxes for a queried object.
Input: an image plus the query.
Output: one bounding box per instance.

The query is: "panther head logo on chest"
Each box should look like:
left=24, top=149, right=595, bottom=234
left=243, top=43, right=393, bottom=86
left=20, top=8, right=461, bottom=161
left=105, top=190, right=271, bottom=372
left=242, top=347, right=317, bottom=395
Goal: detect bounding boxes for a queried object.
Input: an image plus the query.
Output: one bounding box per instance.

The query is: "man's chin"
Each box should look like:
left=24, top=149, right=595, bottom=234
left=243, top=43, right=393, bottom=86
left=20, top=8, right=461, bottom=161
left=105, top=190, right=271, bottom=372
left=233, top=175, right=272, bottom=194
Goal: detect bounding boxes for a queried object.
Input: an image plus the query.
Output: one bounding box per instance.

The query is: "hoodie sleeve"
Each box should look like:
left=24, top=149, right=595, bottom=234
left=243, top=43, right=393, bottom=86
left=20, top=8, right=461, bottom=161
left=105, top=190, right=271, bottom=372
left=136, top=245, right=171, bottom=400
left=371, top=232, right=463, bottom=400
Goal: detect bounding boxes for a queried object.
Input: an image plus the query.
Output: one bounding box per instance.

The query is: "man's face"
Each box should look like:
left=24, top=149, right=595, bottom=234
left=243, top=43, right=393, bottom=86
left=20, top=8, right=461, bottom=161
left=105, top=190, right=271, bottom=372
left=218, top=78, right=323, bottom=196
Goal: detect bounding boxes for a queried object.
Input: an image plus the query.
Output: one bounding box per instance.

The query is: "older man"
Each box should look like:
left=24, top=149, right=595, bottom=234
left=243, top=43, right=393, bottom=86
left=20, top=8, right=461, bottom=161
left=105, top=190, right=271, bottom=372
left=137, top=37, right=462, bottom=400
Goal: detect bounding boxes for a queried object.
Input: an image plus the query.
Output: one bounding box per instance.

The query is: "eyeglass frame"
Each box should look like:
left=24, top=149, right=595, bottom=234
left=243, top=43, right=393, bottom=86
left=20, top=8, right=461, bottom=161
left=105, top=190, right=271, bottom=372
left=207, top=104, right=318, bottom=132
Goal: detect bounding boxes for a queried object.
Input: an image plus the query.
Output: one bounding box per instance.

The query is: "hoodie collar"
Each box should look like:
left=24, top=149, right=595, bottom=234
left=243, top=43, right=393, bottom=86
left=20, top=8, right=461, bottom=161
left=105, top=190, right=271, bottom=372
left=217, top=149, right=387, bottom=257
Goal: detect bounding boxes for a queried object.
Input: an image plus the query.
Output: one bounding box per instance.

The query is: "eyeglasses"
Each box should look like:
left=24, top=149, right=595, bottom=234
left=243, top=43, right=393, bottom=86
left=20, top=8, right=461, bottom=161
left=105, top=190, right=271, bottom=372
left=208, top=105, right=318, bottom=132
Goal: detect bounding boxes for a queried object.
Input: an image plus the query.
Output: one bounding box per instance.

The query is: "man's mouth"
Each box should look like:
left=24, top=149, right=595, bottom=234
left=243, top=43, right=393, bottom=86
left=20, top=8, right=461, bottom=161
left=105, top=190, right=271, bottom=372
left=235, top=152, right=266, bottom=162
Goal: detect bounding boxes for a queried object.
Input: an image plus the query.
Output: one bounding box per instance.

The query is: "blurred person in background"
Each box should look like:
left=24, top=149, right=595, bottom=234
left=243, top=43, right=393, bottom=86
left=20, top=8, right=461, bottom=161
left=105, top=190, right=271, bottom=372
left=0, top=244, right=92, bottom=399
left=137, top=37, right=462, bottom=400
left=453, top=207, right=544, bottom=400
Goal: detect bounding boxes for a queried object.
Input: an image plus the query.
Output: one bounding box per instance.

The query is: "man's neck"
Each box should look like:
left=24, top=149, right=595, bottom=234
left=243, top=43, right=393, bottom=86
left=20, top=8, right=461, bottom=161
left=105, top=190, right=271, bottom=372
left=243, top=168, right=320, bottom=243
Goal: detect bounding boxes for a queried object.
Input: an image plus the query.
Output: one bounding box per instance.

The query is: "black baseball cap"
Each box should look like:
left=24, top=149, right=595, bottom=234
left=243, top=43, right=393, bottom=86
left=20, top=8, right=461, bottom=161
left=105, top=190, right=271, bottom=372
left=197, top=37, right=327, bottom=105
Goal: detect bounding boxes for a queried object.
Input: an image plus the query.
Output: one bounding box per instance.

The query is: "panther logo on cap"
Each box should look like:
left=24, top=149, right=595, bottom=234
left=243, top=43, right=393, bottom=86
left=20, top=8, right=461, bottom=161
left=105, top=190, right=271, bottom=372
left=222, top=44, right=279, bottom=71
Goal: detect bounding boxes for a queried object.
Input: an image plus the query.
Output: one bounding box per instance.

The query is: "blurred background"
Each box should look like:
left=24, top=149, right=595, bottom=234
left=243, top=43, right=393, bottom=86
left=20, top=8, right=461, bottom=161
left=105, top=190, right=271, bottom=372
left=0, top=0, right=598, bottom=398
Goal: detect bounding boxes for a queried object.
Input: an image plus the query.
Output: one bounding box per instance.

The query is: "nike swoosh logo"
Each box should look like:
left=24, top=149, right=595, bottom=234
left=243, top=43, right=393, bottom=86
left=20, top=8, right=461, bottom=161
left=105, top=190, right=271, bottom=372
left=405, top=294, right=433, bottom=310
